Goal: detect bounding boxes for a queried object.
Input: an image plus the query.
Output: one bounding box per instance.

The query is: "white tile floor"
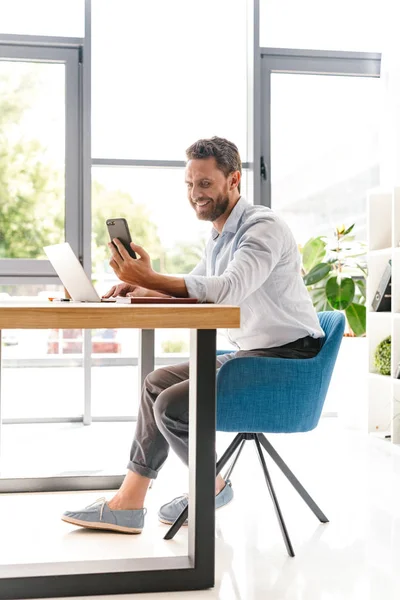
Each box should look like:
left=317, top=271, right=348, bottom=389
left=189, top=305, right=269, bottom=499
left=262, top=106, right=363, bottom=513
left=1, top=418, right=400, bottom=599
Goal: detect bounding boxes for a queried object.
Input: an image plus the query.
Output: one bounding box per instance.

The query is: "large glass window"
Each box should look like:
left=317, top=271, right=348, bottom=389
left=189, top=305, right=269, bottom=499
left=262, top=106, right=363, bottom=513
left=260, top=0, right=386, bottom=52
left=0, top=60, right=65, bottom=259
left=270, top=73, right=380, bottom=244
left=91, top=0, right=247, bottom=160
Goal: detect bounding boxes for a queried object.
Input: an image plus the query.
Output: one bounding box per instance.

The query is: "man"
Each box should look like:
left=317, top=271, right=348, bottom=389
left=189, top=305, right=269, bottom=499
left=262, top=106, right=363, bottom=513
left=62, top=137, right=324, bottom=533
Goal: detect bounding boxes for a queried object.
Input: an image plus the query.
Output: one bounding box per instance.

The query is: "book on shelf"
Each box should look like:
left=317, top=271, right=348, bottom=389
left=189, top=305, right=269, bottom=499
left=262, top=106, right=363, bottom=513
left=371, top=259, right=392, bottom=312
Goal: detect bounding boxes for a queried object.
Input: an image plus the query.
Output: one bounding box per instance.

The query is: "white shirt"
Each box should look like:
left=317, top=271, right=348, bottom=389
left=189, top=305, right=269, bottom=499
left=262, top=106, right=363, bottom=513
left=183, top=197, right=324, bottom=351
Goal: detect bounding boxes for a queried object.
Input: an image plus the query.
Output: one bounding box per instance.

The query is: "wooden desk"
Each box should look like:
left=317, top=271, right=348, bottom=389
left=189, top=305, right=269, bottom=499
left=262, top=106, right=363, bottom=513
left=0, top=302, right=240, bottom=599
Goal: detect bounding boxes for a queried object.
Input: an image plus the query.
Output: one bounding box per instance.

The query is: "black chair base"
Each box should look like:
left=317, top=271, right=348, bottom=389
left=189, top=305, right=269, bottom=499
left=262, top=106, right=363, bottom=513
left=164, top=433, right=329, bottom=557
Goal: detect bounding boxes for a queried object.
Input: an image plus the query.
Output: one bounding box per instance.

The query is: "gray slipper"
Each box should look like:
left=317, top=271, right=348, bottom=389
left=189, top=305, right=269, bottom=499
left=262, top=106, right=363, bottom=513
left=62, top=497, right=146, bottom=534
left=158, top=480, right=233, bottom=526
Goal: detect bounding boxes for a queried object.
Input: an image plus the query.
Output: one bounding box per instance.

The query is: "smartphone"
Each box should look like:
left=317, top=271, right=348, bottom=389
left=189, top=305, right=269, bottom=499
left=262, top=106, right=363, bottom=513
left=106, top=218, right=137, bottom=259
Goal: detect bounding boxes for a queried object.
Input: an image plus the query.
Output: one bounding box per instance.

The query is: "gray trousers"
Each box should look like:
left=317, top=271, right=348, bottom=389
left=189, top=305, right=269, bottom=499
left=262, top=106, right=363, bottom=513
left=127, top=338, right=321, bottom=479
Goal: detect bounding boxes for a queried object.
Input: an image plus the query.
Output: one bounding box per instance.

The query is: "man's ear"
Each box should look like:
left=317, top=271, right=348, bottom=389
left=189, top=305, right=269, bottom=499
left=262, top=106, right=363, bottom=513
left=230, top=170, right=241, bottom=191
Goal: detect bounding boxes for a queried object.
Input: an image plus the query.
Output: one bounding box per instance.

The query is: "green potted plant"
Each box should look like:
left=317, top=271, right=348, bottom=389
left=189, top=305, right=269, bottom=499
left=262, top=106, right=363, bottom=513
left=374, top=336, right=391, bottom=376
left=300, top=224, right=367, bottom=336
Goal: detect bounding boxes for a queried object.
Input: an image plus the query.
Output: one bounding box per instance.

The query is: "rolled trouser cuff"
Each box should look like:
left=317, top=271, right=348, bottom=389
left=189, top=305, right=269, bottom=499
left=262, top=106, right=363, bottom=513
left=127, top=460, right=159, bottom=479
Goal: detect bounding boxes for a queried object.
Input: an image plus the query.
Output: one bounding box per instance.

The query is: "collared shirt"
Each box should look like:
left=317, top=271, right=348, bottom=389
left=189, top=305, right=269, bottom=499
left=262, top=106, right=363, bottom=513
left=183, top=197, right=324, bottom=351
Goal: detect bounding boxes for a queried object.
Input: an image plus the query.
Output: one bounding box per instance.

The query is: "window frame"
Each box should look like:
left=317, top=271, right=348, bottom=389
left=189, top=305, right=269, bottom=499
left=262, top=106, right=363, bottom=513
left=0, top=36, right=84, bottom=282
left=260, top=48, right=381, bottom=208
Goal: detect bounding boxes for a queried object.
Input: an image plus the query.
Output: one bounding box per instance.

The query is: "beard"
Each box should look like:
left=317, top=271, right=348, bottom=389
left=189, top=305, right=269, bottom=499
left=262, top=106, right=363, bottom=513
left=191, top=194, right=230, bottom=222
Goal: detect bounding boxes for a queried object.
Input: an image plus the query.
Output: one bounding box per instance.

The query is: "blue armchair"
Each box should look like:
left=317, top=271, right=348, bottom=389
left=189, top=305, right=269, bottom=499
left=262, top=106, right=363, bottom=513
left=166, top=311, right=345, bottom=555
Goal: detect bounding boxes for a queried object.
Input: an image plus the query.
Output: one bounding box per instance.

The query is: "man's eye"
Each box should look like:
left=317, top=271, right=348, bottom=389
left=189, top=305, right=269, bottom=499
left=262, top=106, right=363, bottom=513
left=201, top=182, right=210, bottom=187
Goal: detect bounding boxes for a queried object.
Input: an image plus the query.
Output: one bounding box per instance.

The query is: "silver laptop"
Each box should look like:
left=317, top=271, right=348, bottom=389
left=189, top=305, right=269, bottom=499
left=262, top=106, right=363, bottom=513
left=44, top=242, right=114, bottom=302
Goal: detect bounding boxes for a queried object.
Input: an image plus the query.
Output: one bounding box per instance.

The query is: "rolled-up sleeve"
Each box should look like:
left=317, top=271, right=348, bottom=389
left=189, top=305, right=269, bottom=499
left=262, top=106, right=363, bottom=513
left=184, top=256, right=208, bottom=300
left=184, top=220, right=283, bottom=304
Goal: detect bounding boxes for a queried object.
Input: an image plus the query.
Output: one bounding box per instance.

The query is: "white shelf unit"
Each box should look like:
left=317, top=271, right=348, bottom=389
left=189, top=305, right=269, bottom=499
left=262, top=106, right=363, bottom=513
left=367, top=187, right=400, bottom=444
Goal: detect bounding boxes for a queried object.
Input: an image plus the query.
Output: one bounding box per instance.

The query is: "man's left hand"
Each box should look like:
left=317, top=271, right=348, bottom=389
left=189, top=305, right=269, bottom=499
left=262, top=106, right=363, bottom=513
left=108, top=239, right=154, bottom=287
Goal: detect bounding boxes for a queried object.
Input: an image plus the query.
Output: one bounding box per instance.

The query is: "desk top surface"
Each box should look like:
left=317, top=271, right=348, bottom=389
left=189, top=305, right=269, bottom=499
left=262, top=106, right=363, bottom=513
left=0, top=302, right=240, bottom=329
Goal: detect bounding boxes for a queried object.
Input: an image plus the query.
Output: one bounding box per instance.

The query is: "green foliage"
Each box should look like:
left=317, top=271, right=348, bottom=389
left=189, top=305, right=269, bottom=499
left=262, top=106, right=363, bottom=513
left=303, top=262, right=331, bottom=286
left=0, top=69, right=64, bottom=258
left=302, top=237, right=327, bottom=272
left=300, top=224, right=367, bottom=336
left=374, top=336, right=391, bottom=376
left=164, top=239, right=205, bottom=274
left=345, top=303, right=367, bottom=337
left=325, top=276, right=355, bottom=310
left=91, top=182, right=206, bottom=276
left=91, top=181, right=163, bottom=273
left=161, top=339, right=189, bottom=353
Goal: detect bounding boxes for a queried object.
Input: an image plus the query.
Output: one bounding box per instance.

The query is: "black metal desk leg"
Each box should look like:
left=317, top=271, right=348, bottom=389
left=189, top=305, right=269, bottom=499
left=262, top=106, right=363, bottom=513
left=184, top=329, right=216, bottom=587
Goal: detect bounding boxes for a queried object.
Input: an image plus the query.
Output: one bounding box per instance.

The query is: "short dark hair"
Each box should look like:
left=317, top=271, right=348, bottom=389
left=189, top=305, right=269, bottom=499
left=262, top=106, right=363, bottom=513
left=186, top=136, right=242, bottom=193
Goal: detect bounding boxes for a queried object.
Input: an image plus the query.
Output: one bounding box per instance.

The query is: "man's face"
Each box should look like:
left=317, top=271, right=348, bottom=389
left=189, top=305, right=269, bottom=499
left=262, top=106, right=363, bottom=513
left=185, top=157, right=231, bottom=222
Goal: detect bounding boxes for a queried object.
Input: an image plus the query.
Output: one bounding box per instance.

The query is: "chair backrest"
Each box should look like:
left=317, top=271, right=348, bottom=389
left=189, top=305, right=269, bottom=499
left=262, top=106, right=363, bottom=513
left=216, top=311, right=345, bottom=433
left=315, top=311, right=346, bottom=406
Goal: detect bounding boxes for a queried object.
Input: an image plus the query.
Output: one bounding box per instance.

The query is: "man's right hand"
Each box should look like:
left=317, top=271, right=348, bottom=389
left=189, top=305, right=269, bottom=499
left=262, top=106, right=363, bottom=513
left=103, top=283, right=171, bottom=299
left=102, top=283, right=136, bottom=298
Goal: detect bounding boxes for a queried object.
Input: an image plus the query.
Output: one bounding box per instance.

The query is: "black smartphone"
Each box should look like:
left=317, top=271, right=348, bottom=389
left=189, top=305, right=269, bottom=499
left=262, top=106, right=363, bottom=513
left=106, top=218, right=137, bottom=259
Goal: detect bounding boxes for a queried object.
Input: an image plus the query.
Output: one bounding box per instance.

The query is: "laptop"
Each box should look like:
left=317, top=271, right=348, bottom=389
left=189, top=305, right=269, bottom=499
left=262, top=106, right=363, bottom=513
left=43, top=242, right=198, bottom=303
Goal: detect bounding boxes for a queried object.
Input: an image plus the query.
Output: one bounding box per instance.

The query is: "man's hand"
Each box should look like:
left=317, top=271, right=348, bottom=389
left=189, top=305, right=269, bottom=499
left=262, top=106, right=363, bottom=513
left=127, top=287, right=171, bottom=298
left=102, top=283, right=137, bottom=298
left=108, top=238, right=189, bottom=298
left=108, top=240, right=155, bottom=288
left=103, top=283, right=171, bottom=299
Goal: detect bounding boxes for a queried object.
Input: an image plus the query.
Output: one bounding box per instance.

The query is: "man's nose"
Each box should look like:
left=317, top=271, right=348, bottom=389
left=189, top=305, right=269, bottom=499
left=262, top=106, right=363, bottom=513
left=191, top=185, right=200, bottom=201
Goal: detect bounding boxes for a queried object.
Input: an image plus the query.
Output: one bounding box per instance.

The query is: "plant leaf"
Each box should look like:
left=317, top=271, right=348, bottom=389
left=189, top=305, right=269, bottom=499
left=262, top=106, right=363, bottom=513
left=303, top=262, right=331, bottom=286
left=326, top=276, right=355, bottom=310
left=309, top=287, right=334, bottom=311
left=343, top=224, right=355, bottom=236
left=345, top=303, right=366, bottom=336
left=343, top=252, right=368, bottom=259
left=302, top=237, right=327, bottom=272
left=355, top=278, right=366, bottom=300
left=356, top=262, right=368, bottom=276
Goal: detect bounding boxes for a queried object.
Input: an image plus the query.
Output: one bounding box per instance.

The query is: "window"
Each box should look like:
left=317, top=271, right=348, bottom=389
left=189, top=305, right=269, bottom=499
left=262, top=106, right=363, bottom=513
left=0, top=42, right=81, bottom=279
left=270, top=73, right=380, bottom=244
left=0, top=60, right=65, bottom=259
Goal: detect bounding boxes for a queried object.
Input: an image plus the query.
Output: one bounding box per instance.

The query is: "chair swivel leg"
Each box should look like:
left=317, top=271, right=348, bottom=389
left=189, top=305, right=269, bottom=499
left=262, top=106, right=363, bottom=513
left=257, top=433, right=328, bottom=523
left=254, top=435, right=295, bottom=557
left=223, top=438, right=246, bottom=481
left=164, top=433, right=244, bottom=540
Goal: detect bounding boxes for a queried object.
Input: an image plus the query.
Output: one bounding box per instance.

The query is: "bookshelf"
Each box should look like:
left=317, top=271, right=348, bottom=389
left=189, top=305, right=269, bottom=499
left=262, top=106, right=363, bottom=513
left=367, top=187, right=400, bottom=444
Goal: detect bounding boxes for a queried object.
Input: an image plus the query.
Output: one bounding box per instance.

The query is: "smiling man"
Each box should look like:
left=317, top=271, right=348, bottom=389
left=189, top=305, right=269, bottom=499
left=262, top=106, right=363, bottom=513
left=62, top=137, right=324, bottom=534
